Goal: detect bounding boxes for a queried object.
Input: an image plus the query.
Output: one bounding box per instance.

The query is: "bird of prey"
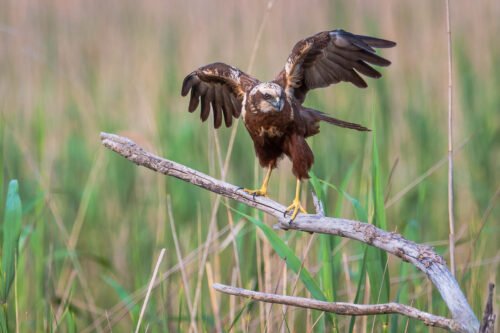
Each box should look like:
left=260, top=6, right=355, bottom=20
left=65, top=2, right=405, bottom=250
left=181, top=29, right=395, bottom=220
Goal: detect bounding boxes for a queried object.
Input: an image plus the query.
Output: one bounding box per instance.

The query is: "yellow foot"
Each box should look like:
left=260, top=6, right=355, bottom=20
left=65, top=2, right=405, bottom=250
left=243, top=188, right=268, bottom=199
left=284, top=199, right=307, bottom=221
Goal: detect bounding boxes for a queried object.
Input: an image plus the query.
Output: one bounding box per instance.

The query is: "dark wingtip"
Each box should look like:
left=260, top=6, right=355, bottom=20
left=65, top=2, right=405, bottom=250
left=352, top=80, right=368, bottom=88
left=361, top=36, right=397, bottom=49
left=372, top=53, right=393, bottom=66
left=181, top=73, right=195, bottom=96
left=353, top=123, right=371, bottom=131
left=350, top=126, right=371, bottom=132
left=386, top=41, right=397, bottom=48
left=188, top=90, right=199, bottom=113
left=373, top=40, right=397, bottom=48
left=381, top=40, right=397, bottom=48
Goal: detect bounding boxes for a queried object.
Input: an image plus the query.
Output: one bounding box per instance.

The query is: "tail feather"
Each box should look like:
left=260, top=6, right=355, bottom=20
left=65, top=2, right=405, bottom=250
left=314, top=111, right=370, bottom=131
left=301, top=108, right=370, bottom=135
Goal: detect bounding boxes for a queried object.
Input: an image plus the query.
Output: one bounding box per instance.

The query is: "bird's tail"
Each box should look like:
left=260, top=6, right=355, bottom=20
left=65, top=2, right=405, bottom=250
left=302, top=108, right=370, bottom=134
left=314, top=112, right=370, bottom=131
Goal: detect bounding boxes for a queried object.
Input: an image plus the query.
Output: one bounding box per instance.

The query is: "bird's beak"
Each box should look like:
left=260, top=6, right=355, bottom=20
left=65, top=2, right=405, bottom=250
left=273, top=98, right=284, bottom=112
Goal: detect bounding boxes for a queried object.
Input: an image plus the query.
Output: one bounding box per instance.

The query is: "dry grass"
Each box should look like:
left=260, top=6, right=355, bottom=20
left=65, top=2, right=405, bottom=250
left=0, top=0, right=499, bottom=332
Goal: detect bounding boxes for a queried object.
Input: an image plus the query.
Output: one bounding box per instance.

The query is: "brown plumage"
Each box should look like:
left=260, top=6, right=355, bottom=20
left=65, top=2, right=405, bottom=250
left=181, top=29, right=396, bottom=220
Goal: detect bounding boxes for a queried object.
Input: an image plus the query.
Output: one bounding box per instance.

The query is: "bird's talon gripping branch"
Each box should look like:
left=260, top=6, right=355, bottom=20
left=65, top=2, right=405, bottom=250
left=284, top=179, right=307, bottom=221
left=284, top=199, right=307, bottom=222
left=242, top=188, right=268, bottom=198
left=242, top=167, right=272, bottom=200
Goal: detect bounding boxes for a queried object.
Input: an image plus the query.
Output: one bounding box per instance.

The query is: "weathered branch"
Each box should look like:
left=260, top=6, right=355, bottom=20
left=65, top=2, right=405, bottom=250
left=213, top=283, right=456, bottom=331
left=100, top=132, right=480, bottom=333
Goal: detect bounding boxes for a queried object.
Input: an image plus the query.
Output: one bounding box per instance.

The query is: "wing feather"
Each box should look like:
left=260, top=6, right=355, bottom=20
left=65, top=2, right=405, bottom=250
left=221, top=85, right=235, bottom=127
left=181, top=62, right=259, bottom=128
left=200, top=87, right=212, bottom=122
left=276, top=29, right=395, bottom=103
left=212, top=84, right=224, bottom=128
left=353, top=60, right=382, bottom=78
left=336, top=49, right=391, bottom=67
left=188, top=84, right=201, bottom=112
left=229, top=94, right=241, bottom=117
left=326, top=53, right=381, bottom=79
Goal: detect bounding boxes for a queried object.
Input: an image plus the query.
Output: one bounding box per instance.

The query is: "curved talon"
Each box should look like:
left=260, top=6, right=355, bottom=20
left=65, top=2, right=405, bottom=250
left=242, top=188, right=268, bottom=198
left=282, top=179, right=307, bottom=222
left=284, top=199, right=307, bottom=222
left=242, top=167, right=272, bottom=200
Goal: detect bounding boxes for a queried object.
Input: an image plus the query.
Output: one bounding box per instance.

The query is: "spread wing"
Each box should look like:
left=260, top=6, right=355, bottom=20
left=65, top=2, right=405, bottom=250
left=276, top=29, right=396, bottom=104
left=181, top=62, right=259, bottom=128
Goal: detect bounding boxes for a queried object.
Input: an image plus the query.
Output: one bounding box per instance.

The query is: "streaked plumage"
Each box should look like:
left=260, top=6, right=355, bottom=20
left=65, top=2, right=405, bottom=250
left=181, top=29, right=395, bottom=220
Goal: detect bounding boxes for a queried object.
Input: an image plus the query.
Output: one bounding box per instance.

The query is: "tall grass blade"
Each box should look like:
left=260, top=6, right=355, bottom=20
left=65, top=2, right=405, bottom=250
left=310, top=173, right=334, bottom=298
left=316, top=115, right=392, bottom=331
left=0, top=180, right=22, bottom=332
left=65, top=310, right=77, bottom=333
left=231, top=209, right=328, bottom=301
left=0, top=122, right=4, bottom=219
left=314, top=175, right=371, bottom=332
left=1, top=180, right=23, bottom=302
left=310, top=172, right=337, bottom=332
left=315, top=178, right=370, bottom=333
left=102, top=275, right=139, bottom=319
left=368, top=119, right=390, bottom=329
left=228, top=299, right=252, bottom=331
left=390, top=219, right=419, bottom=333
left=348, top=248, right=368, bottom=333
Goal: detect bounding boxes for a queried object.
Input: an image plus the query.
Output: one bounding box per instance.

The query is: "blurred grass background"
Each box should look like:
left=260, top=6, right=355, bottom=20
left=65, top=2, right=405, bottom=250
left=1, top=0, right=499, bottom=332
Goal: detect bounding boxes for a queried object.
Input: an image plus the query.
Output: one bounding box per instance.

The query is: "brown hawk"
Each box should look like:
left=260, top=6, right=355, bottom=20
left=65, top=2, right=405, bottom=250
left=181, top=29, right=395, bottom=220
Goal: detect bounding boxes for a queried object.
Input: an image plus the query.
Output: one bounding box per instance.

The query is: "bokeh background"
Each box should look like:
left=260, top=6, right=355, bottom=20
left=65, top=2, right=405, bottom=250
left=1, top=0, right=499, bottom=332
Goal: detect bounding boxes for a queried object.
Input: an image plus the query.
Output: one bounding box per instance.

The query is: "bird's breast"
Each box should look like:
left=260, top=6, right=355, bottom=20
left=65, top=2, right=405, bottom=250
left=258, top=125, right=283, bottom=138
left=244, top=111, right=292, bottom=139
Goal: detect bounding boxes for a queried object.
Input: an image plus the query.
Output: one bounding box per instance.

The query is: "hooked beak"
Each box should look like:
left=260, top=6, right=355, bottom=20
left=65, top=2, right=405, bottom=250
left=272, top=98, right=284, bottom=112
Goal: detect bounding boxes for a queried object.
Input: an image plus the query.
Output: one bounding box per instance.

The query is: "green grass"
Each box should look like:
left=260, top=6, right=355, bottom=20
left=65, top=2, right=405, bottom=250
left=0, top=180, right=22, bottom=331
left=1, top=1, right=499, bottom=332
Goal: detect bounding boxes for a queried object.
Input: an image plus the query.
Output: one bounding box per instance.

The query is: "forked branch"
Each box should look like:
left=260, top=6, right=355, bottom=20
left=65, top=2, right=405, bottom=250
left=100, top=132, right=480, bottom=333
left=213, top=283, right=455, bottom=331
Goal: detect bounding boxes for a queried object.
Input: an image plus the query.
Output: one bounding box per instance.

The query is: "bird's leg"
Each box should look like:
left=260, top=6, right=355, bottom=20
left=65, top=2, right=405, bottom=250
left=243, top=167, right=272, bottom=198
left=284, top=178, right=307, bottom=221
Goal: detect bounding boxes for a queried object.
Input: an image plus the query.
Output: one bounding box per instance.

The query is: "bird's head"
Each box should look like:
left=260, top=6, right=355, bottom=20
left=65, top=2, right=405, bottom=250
left=248, top=82, right=285, bottom=113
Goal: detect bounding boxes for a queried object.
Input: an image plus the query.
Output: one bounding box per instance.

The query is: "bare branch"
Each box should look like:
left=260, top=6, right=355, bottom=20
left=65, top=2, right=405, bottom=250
left=273, top=215, right=477, bottom=333
left=212, top=283, right=457, bottom=331
left=100, top=132, right=480, bottom=333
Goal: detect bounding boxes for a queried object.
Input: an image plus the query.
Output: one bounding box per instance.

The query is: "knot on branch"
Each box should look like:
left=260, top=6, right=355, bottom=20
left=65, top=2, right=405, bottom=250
left=418, top=245, right=446, bottom=268
left=363, top=224, right=378, bottom=245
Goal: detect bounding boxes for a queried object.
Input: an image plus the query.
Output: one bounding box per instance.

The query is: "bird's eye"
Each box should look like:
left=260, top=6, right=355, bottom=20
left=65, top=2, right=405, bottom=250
left=264, top=93, right=272, bottom=99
